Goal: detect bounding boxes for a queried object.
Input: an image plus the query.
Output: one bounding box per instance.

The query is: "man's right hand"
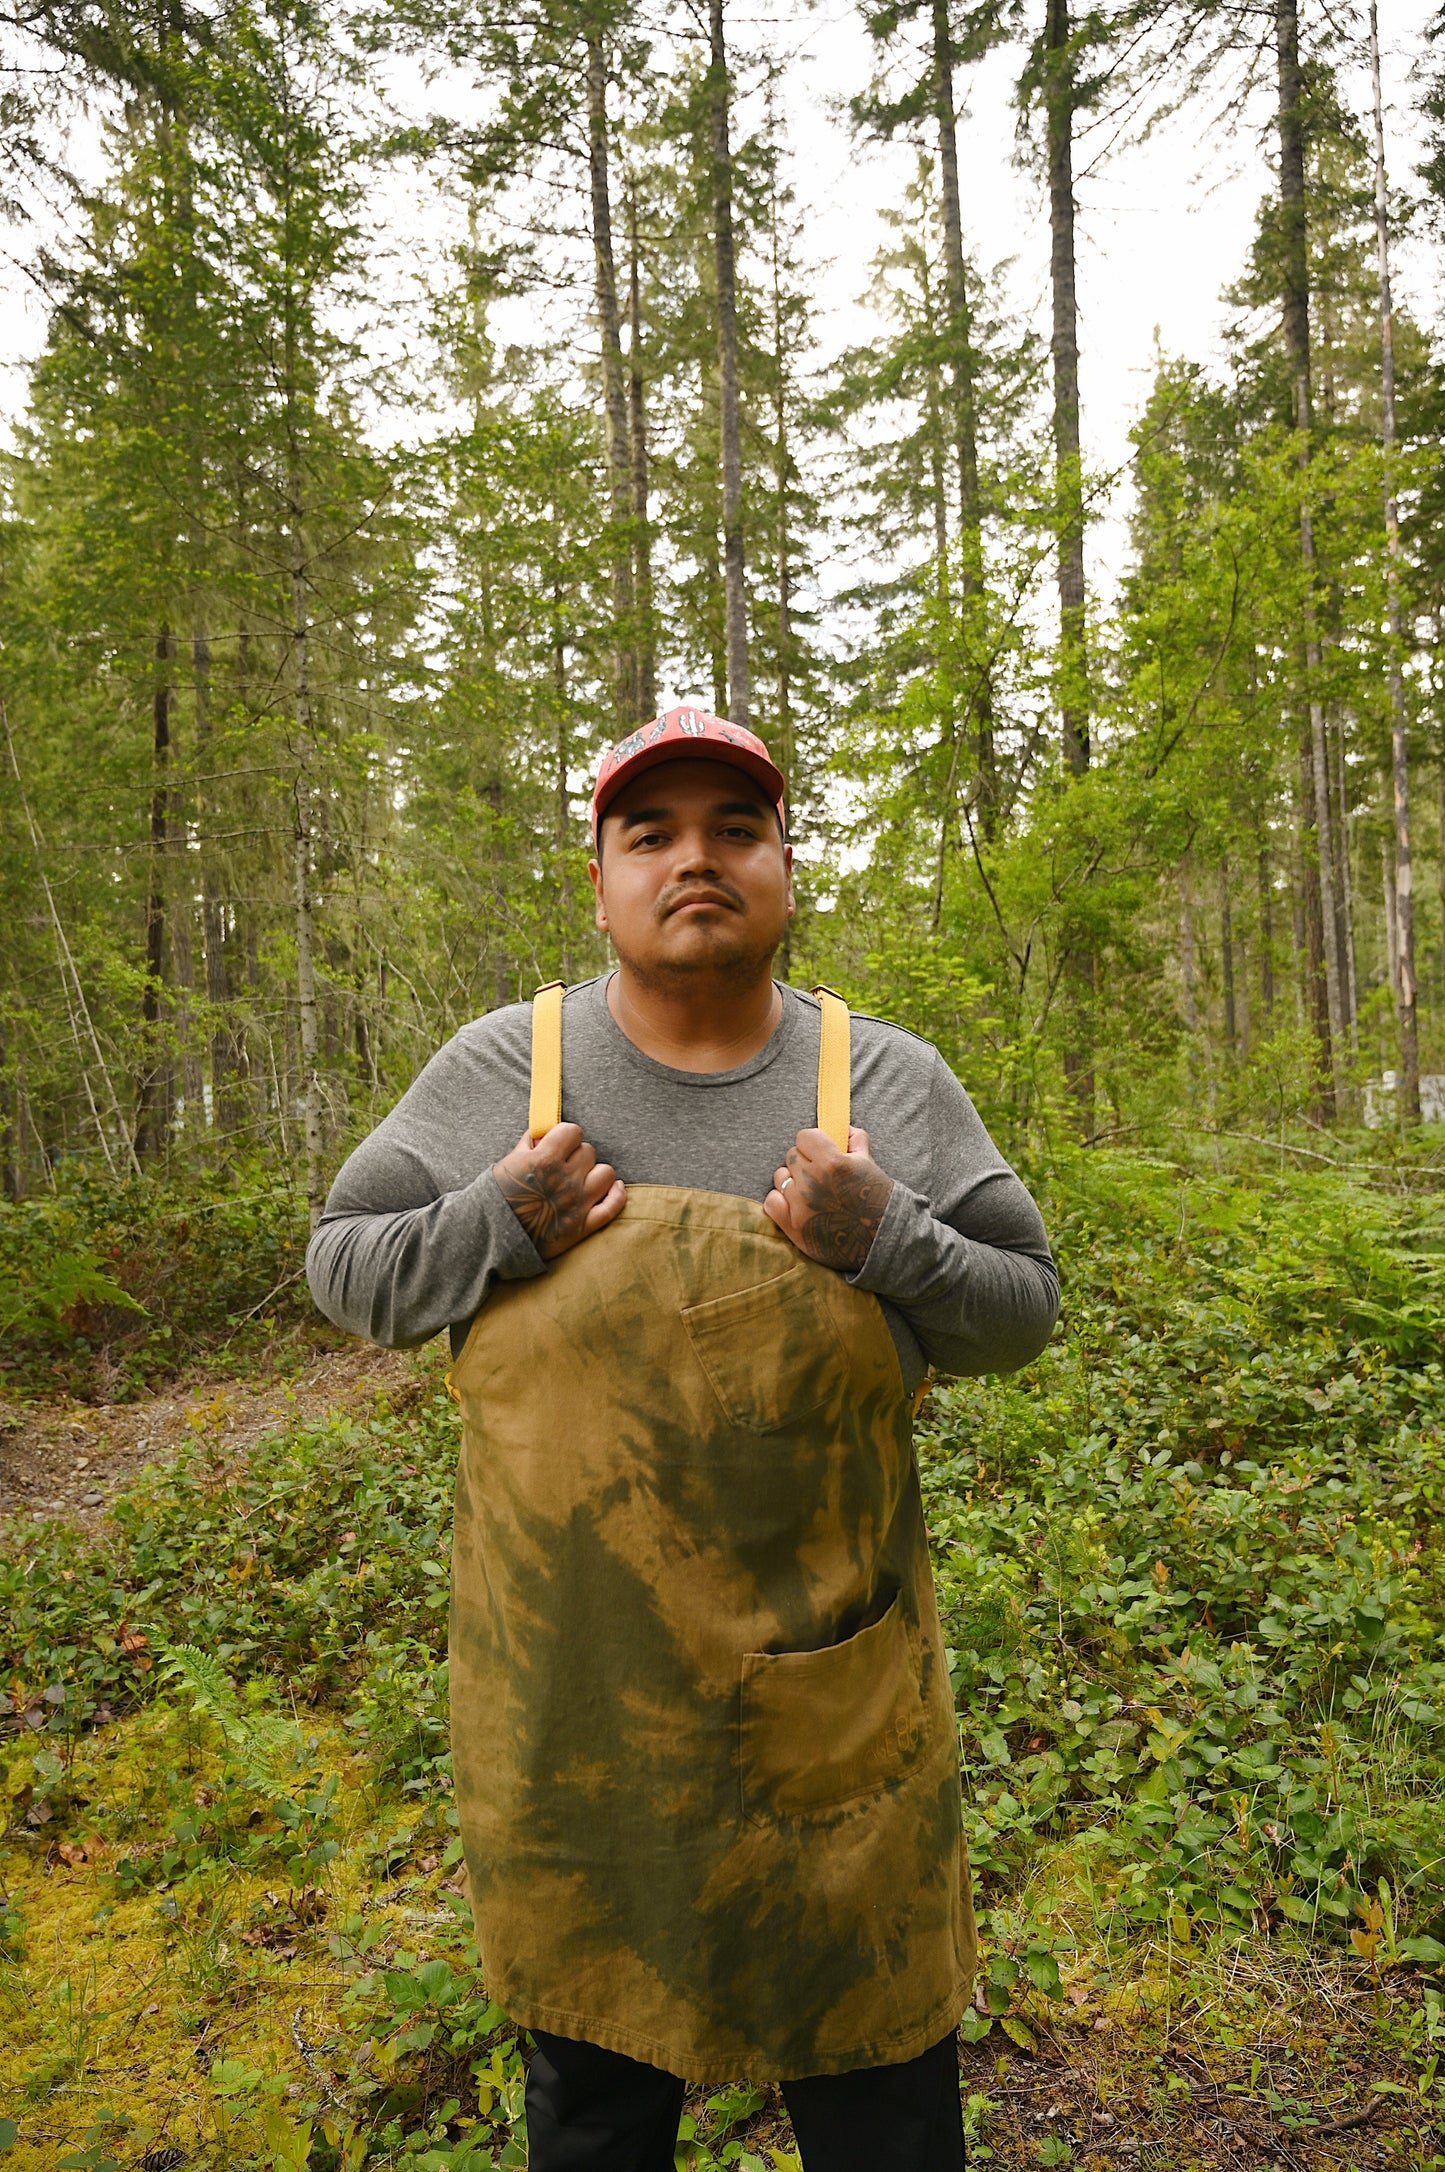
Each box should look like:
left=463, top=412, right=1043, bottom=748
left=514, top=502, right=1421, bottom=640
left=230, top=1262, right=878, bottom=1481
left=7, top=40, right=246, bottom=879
left=492, top=1124, right=626, bottom=1261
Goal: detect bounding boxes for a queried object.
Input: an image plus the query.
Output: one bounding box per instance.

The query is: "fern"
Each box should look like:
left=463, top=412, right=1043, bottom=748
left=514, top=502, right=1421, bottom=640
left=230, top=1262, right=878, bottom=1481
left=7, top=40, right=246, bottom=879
left=159, top=1644, right=300, bottom=1789
left=0, top=1247, right=145, bottom=1340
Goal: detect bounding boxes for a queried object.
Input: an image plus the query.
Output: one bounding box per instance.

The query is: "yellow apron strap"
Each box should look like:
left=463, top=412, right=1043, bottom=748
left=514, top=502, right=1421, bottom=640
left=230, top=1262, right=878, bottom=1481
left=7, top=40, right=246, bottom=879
left=450, top=978, right=564, bottom=1400
left=813, top=986, right=851, bottom=1150
left=528, top=981, right=566, bottom=1142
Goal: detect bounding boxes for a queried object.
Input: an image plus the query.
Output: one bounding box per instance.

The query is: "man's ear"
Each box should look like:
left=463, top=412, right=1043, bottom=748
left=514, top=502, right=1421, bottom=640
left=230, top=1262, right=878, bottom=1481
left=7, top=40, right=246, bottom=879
left=588, top=855, right=607, bottom=931
left=784, top=842, right=796, bottom=917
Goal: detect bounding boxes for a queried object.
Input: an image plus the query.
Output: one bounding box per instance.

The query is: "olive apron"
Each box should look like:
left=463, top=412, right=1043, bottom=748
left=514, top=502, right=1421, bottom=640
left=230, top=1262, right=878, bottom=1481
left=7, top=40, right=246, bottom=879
left=447, top=984, right=975, bottom=2081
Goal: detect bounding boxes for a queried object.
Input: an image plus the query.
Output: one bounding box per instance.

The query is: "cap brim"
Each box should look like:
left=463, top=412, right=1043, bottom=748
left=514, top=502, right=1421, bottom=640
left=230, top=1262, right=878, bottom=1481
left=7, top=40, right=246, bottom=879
left=593, top=739, right=787, bottom=832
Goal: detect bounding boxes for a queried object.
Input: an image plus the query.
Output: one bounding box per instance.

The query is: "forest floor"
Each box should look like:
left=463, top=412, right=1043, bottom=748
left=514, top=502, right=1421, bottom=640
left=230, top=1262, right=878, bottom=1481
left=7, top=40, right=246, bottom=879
left=4, top=1149, right=1445, bottom=2169
left=0, top=1341, right=414, bottom=1530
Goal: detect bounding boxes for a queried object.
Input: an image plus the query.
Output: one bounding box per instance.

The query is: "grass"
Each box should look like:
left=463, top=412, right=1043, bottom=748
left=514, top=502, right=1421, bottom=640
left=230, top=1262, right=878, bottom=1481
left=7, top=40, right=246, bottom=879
left=4, top=1146, right=1445, bottom=2166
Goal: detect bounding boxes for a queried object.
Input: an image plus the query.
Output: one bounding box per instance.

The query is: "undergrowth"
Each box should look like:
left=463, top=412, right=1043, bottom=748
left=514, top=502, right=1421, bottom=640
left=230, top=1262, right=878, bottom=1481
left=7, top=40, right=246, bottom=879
left=0, top=1167, right=314, bottom=1402
left=2, top=1150, right=1445, bottom=2167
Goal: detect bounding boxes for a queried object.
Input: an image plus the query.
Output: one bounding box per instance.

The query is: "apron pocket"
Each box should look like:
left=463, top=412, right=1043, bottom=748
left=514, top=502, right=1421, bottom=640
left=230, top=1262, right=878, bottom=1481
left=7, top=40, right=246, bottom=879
left=740, top=1590, right=925, bottom=1821
left=682, top=1261, right=846, bottom=1434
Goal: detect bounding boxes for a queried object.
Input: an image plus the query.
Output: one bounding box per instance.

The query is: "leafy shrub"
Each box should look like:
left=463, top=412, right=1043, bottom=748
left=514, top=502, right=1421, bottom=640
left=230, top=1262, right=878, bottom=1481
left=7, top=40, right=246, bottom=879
left=926, top=1151, right=1445, bottom=1949
left=347, top=1635, right=452, bottom=1794
left=0, top=1376, right=453, bottom=1735
left=0, top=1165, right=313, bottom=1399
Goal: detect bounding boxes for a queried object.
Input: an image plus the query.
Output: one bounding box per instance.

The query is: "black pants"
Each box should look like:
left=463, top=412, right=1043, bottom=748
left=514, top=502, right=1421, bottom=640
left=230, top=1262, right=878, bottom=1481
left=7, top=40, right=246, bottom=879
left=525, top=2027, right=966, bottom=2172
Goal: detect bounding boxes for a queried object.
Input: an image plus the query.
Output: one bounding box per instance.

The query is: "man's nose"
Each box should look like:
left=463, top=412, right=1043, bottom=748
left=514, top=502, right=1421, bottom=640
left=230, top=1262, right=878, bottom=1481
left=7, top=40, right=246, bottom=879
left=670, top=831, right=721, bottom=878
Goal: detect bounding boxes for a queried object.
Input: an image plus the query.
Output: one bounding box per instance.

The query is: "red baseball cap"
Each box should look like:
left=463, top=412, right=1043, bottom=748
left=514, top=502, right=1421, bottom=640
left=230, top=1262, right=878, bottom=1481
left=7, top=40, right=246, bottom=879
left=591, top=706, right=787, bottom=844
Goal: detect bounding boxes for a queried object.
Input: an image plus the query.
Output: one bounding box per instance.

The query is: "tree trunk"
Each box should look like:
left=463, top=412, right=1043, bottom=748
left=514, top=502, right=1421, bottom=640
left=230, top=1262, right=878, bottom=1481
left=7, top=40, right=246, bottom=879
left=1256, top=839, right=1276, bottom=1020
left=289, top=487, right=324, bottom=1230
left=919, top=225, right=951, bottom=586
left=709, top=0, right=749, bottom=727
left=626, top=186, right=656, bottom=719
left=1044, top=0, right=1087, bottom=776
left=1180, top=877, right=1199, bottom=1037
left=168, top=793, right=205, bottom=1126
left=1335, top=709, right=1359, bottom=1046
left=1276, top=0, right=1339, bottom=1114
left=1369, top=0, right=1419, bottom=1118
left=136, top=629, right=174, bottom=1159
left=1296, top=747, right=1330, bottom=1098
left=584, top=30, right=637, bottom=724
left=1384, top=842, right=1400, bottom=1001
left=192, top=622, right=237, bottom=1130
left=1042, top=0, right=1094, bottom=1126
left=550, top=533, right=575, bottom=981
left=1308, top=693, right=1345, bottom=1082
left=930, top=0, right=995, bottom=828
left=1220, top=863, right=1237, bottom=1054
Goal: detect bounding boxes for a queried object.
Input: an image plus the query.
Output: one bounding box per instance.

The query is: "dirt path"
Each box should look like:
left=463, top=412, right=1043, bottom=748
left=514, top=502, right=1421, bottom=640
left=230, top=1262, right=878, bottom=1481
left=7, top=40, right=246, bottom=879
left=0, top=1339, right=421, bottom=1530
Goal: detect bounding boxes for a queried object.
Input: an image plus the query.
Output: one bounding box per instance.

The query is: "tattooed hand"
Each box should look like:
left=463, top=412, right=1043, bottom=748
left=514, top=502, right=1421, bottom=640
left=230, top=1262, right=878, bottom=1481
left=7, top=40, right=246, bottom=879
left=492, top=1124, right=626, bottom=1262
left=763, top=1128, right=895, bottom=1274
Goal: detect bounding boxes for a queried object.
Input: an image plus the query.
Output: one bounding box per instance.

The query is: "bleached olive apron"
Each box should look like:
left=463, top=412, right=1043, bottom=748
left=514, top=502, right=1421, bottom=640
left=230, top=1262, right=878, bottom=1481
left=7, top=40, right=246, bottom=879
left=447, top=983, right=975, bottom=2081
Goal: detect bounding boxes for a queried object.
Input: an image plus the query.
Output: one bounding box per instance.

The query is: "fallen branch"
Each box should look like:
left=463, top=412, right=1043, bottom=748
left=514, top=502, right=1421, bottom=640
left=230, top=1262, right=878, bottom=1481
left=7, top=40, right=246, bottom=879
left=1309, top=2103, right=1380, bottom=2138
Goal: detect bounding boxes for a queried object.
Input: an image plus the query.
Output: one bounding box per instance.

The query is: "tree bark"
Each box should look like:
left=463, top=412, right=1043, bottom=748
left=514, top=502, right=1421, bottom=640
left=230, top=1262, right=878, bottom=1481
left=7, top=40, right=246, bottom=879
left=1043, top=0, right=1094, bottom=1123
left=192, top=621, right=238, bottom=1129
left=1044, top=0, right=1087, bottom=776
left=288, top=485, right=324, bottom=1231
left=709, top=0, right=749, bottom=726
left=1369, top=0, right=1419, bottom=1118
left=550, top=517, right=575, bottom=981
left=931, top=0, right=995, bottom=827
left=584, top=30, right=638, bottom=724
left=1256, top=838, right=1276, bottom=1020
left=1335, top=708, right=1359, bottom=1046
left=136, top=628, right=174, bottom=1159
left=626, top=185, right=656, bottom=719
left=1220, top=863, right=1237, bottom=1054
left=1297, top=748, right=1330, bottom=1097
left=1276, top=0, right=1338, bottom=1115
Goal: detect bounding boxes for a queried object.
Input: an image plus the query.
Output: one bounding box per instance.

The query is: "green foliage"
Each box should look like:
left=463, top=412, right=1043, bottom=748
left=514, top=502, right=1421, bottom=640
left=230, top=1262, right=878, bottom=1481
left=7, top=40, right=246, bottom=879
left=6, top=1153, right=1445, bottom=2160
left=923, top=1154, right=1445, bottom=1986
left=0, top=1374, right=454, bottom=1736
left=0, top=1169, right=310, bottom=1399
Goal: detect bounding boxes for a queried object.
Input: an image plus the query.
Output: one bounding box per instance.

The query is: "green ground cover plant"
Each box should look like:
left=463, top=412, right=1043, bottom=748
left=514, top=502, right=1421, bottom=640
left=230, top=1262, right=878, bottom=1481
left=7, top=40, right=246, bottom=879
left=0, top=1173, right=314, bottom=1403
left=930, top=1154, right=1445, bottom=1964
left=3, top=1150, right=1445, bottom=2167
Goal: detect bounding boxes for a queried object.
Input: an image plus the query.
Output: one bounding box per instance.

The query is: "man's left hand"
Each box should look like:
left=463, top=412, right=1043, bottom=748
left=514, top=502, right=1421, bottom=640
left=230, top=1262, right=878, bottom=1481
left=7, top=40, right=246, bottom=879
left=764, top=1128, right=895, bottom=1274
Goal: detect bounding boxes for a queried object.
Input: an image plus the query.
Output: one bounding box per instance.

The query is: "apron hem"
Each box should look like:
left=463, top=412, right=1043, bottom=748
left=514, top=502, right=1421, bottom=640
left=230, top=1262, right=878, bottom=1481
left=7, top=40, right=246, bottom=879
left=501, top=1976, right=975, bottom=2085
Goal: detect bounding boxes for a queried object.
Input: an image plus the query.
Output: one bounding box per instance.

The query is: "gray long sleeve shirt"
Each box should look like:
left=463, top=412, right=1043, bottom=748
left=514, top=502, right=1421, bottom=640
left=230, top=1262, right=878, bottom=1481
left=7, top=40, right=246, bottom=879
left=305, top=978, right=1058, bottom=1388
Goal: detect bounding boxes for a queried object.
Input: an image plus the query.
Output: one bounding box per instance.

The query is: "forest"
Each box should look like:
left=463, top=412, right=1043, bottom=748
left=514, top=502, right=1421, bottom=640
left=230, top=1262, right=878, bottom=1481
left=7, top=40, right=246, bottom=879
left=3, top=0, right=1445, bottom=2160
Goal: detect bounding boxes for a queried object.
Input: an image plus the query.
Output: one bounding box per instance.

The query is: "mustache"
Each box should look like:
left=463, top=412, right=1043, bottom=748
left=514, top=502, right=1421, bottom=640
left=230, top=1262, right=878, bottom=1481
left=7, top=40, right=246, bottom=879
left=658, top=879, right=745, bottom=916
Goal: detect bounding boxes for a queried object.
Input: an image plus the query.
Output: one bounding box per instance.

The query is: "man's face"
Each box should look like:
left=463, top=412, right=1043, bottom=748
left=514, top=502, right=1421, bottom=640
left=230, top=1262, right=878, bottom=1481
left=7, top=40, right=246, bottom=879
left=589, top=759, right=794, bottom=985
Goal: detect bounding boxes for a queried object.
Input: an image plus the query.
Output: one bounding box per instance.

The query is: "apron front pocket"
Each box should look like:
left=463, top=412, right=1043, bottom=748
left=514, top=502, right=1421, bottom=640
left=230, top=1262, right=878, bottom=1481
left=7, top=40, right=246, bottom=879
left=739, top=1590, right=926, bottom=1821
left=682, top=1260, right=846, bottom=1434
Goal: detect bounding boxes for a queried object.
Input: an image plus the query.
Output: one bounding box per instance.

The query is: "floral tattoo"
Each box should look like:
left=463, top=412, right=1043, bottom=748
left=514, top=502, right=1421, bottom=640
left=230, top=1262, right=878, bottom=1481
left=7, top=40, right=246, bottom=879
left=788, top=1159, right=893, bottom=1273
left=494, top=1159, right=590, bottom=1260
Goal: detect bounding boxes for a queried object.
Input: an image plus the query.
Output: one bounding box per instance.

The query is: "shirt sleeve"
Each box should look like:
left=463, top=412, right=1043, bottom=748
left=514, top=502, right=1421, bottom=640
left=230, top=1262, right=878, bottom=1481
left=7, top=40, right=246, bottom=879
left=848, top=1051, right=1058, bottom=1377
left=304, top=1030, right=546, bottom=1350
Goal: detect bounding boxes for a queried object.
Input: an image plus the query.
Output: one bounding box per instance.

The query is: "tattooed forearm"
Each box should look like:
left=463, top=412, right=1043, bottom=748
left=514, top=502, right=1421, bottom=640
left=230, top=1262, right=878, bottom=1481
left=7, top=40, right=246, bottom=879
left=494, top=1161, right=587, bottom=1259
left=791, top=1164, right=893, bottom=1272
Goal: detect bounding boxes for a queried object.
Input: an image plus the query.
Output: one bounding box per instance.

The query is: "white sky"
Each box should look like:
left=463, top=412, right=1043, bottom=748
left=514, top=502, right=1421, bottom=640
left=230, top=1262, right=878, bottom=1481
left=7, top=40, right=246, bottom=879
left=0, top=0, right=1438, bottom=604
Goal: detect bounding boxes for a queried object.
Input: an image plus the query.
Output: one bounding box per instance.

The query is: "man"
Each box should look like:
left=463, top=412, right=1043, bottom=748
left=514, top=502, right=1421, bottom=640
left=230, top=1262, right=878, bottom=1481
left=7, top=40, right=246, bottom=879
left=307, top=706, right=1058, bottom=2172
